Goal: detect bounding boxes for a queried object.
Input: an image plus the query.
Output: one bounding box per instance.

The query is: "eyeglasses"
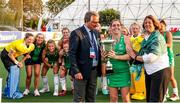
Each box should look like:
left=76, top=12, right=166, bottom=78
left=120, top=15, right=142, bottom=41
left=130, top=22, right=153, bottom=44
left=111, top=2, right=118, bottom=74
left=91, top=21, right=99, bottom=24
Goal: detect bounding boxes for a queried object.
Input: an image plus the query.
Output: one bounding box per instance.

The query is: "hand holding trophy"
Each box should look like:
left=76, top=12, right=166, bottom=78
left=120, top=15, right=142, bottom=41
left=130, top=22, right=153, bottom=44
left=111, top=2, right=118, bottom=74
left=101, top=39, right=115, bottom=74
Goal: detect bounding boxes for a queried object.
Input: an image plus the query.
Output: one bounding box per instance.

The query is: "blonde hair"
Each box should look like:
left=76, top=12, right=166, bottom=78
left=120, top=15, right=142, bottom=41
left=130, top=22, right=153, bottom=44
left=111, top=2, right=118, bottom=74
left=46, top=39, right=57, bottom=51
left=129, top=22, right=141, bottom=34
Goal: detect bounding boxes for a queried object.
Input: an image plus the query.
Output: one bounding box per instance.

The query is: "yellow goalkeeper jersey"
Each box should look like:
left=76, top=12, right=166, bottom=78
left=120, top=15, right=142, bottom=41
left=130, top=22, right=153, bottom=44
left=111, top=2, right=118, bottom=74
left=5, top=39, right=35, bottom=57
left=130, top=35, right=144, bottom=52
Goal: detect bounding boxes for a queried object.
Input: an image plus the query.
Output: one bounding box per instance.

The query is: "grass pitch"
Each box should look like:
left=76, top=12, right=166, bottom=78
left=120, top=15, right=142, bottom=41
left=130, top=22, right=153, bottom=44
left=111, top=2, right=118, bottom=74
left=0, top=42, right=180, bottom=102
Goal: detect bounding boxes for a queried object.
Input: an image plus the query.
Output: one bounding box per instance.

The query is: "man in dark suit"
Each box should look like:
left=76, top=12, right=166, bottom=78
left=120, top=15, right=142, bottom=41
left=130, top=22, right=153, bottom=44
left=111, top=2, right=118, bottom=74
left=69, top=11, right=101, bottom=102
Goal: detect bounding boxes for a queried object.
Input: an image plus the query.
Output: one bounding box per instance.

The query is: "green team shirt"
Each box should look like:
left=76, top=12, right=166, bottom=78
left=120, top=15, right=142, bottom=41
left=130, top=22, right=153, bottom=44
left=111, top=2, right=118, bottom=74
left=31, top=43, right=45, bottom=62
left=64, top=54, right=70, bottom=69
left=46, top=49, right=59, bottom=65
left=110, top=35, right=130, bottom=72
left=107, top=34, right=131, bottom=87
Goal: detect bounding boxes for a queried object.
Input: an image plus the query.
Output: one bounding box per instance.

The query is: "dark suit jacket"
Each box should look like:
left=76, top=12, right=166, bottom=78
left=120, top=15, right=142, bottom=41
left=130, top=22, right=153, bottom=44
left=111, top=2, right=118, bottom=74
left=69, top=25, right=102, bottom=80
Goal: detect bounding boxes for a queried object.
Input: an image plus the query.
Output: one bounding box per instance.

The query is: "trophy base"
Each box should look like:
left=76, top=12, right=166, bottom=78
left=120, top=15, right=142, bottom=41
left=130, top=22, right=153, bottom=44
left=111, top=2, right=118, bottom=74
left=106, top=69, right=114, bottom=74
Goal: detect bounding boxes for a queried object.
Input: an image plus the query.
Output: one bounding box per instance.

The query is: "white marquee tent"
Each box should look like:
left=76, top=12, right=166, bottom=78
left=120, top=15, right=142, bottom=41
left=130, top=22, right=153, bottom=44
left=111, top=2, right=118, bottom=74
left=47, top=0, right=180, bottom=31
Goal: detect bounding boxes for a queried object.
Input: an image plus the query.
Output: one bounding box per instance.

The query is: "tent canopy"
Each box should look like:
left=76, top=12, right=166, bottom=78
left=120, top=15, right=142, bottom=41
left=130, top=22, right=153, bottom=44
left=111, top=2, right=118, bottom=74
left=49, top=0, right=180, bottom=30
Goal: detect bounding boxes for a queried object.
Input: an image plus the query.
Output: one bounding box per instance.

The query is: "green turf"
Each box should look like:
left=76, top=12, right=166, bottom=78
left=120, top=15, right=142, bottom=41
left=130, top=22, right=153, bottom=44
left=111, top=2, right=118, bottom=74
left=0, top=42, right=180, bottom=102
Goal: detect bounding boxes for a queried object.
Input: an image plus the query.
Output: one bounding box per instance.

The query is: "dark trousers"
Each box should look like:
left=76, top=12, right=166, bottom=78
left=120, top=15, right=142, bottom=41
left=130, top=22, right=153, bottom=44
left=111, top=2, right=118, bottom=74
left=73, top=69, right=97, bottom=102
left=0, top=49, right=16, bottom=82
left=145, top=68, right=170, bottom=102
left=0, top=49, right=15, bottom=73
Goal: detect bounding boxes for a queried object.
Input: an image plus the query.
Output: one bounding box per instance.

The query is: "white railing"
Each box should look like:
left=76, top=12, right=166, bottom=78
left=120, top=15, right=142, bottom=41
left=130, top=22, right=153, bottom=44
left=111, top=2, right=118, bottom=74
left=173, top=36, right=180, bottom=42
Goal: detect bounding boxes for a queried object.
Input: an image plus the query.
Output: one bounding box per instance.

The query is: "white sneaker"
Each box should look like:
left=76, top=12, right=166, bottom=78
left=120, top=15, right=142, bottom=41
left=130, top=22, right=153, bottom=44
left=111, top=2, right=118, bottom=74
left=163, top=97, right=167, bottom=102
left=163, top=93, right=169, bottom=102
left=34, top=89, right=40, bottom=96
left=23, top=89, right=30, bottom=95
left=169, top=94, right=180, bottom=101
left=39, top=87, right=50, bottom=93
left=53, top=90, right=59, bottom=96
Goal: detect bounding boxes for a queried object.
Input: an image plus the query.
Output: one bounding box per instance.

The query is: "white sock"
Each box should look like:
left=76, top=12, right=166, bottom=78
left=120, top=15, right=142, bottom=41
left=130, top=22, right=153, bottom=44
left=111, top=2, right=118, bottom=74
left=60, top=77, right=67, bottom=91
left=102, top=76, right=107, bottom=89
left=54, top=74, right=59, bottom=91
left=42, top=76, right=49, bottom=89
left=166, top=88, right=169, bottom=95
left=34, top=89, right=39, bottom=92
left=173, top=88, right=179, bottom=96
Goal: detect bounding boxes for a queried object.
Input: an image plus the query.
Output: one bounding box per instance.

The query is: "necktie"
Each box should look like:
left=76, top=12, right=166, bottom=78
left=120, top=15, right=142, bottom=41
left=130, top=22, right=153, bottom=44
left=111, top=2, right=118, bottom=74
left=90, top=31, right=99, bottom=60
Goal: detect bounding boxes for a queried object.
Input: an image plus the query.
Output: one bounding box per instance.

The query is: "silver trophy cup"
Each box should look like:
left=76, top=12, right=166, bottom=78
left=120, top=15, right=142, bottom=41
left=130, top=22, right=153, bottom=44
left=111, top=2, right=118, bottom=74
left=101, top=39, right=115, bottom=74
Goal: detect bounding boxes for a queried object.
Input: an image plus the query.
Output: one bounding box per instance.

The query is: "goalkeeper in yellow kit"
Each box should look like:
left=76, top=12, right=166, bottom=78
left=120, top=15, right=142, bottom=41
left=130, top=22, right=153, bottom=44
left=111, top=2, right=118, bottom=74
left=0, top=33, right=35, bottom=99
left=129, top=22, right=146, bottom=100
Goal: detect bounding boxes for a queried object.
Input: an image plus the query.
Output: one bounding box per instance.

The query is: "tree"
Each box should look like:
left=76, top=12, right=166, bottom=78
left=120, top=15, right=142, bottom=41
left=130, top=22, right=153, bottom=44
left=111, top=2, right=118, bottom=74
left=99, top=8, right=120, bottom=26
left=23, top=0, right=43, bottom=16
left=8, top=0, right=23, bottom=27
left=46, top=0, right=74, bottom=16
left=23, top=0, right=43, bottom=30
left=0, top=0, right=23, bottom=27
left=8, top=0, right=22, bottom=11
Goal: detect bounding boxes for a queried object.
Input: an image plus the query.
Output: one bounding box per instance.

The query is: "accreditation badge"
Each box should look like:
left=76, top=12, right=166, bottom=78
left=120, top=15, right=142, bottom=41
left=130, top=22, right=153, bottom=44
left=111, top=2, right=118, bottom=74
left=90, top=47, right=96, bottom=58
